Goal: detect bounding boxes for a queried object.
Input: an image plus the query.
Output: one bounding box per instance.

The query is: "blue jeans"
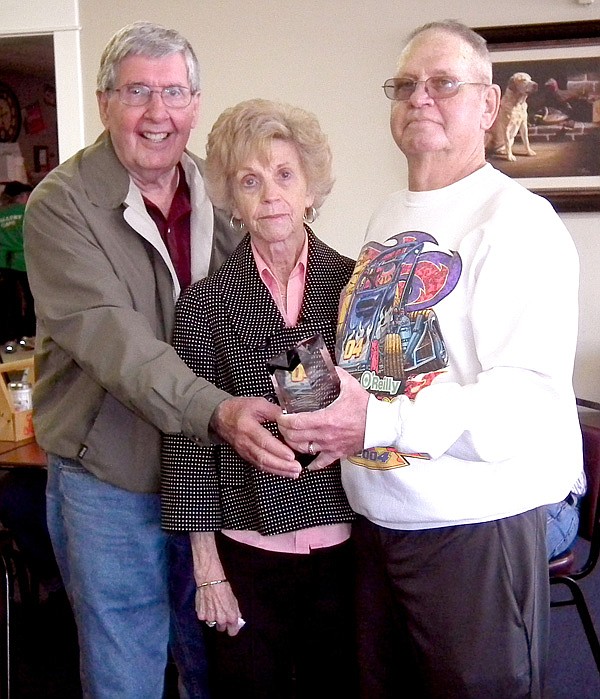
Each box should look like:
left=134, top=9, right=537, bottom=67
left=46, top=454, right=210, bottom=698
left=167, top=533, right=212, bottom=698
left=546, top=497, right=580, bottom=560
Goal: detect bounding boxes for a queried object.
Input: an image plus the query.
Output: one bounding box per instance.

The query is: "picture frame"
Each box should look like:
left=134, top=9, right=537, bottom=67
left=475, top=21, right=600, bottom=212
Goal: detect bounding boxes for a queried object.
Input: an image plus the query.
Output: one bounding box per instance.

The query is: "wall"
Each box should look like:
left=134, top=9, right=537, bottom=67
left=35, top=1, right=600, bottom=400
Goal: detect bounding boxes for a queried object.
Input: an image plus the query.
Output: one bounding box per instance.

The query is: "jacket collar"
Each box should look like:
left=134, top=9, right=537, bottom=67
left=78, top=131, right=205, bottom=210
left=78, top=132, right=130, bottom=208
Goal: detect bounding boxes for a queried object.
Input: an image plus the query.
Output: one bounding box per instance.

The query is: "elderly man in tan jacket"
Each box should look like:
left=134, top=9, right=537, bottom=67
left=25, top=21, right=299, bottom=699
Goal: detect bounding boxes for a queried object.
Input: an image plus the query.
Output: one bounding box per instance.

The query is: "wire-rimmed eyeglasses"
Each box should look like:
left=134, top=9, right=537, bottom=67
left=382, top=76, right=490, bottom=101
left=111, top=84, right=194, bottom=108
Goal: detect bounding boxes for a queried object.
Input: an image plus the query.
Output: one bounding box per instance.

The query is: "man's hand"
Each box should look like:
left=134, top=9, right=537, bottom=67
left=278, top=367, right=369, bottom=470
left=210, top=396, right=301, bottom=478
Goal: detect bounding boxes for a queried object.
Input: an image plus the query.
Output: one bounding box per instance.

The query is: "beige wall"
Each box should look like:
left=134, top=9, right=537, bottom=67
left=17, top=0, right=600, bottom=401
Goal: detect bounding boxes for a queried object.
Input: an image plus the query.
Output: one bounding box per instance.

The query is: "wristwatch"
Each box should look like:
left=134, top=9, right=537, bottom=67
left=0, top=82, right=22, bottom=143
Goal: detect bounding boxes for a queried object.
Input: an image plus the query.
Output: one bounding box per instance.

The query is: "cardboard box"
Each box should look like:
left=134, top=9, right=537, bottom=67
left=0, top=357, right=35, bottom=441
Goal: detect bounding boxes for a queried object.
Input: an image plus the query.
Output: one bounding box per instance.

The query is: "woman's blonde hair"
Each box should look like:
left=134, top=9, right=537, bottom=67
left=204, top=98, right=334, bottom=215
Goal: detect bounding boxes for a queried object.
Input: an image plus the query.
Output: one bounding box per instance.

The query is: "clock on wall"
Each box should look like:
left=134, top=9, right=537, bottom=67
left=0, top=81, right=22, bottom=143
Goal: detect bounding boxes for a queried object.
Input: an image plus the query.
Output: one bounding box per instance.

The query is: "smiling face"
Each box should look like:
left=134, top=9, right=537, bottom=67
left=97, top=52, right=200, bottom=186
left=231, top=139, right=314, bottom=249
left=390, top=30, right=498, bottom=169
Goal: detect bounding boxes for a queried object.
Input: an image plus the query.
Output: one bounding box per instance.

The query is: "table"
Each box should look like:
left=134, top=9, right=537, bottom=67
left=0, top=438, right=46, bottom=469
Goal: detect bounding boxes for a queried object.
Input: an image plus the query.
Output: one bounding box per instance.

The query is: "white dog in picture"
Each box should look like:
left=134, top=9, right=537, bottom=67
left=487, top=72, right=538, bottom=162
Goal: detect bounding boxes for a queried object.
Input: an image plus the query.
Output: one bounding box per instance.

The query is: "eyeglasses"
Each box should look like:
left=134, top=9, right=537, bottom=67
left=382, top=76, right=490, bottom=101
left=111, top=84, right=194, bottom=108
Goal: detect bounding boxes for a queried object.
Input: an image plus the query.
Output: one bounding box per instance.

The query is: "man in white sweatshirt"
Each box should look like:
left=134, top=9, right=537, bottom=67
left=279, top=20, right=582, bottom=698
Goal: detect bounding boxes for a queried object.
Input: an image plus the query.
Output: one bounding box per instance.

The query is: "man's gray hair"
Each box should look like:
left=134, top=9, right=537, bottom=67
left=96, top=21, right=201, bottom=93
left=401, top=20, right=493, bottom=83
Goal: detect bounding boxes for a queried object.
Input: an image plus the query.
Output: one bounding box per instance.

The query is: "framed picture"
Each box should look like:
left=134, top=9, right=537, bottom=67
left=33, top=145, right=49, bottom=172
left=23, top=101, right=46, bottom=135
left=476, top=21, right=600, bottom=212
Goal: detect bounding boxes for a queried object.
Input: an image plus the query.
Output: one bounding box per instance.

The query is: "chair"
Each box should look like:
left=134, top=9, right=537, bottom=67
left=0, top=541, right=10, bottom=699
left=0, top=528, right=33, bottom=699
left=549, top=399, right=600, bottom=673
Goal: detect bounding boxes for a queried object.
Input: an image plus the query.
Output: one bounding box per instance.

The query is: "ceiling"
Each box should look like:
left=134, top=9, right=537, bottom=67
left=0, top=34, right=55, bottom=82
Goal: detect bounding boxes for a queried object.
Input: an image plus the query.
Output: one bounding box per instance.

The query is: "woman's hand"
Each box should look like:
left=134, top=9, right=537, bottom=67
left=196, top=579, right=244, bottom=637
left=190, top=532, right=245, bottom=636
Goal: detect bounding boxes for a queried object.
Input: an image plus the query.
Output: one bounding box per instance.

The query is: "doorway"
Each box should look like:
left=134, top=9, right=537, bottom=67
left=0, top=34, right=58, bottom=186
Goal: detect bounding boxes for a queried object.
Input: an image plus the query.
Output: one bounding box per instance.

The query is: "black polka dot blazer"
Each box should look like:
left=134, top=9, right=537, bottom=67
left=161, top=228, right=356, bottom=535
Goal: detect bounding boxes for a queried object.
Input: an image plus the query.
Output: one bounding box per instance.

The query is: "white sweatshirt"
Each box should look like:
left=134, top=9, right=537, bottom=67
left=339, top=164, right=582, bottom=530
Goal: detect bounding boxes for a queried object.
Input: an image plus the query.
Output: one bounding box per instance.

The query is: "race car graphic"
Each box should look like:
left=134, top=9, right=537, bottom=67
left=336, top=231, right=462, bottom=470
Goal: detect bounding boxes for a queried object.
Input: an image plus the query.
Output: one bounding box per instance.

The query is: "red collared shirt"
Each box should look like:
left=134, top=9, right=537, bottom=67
left=144, top=165, right=192, bottom=289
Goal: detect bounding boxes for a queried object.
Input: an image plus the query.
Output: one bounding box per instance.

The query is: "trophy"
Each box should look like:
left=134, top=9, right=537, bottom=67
left=267, top=334, right=340, bottom=467
left=267, top=334, right=340, bottom=414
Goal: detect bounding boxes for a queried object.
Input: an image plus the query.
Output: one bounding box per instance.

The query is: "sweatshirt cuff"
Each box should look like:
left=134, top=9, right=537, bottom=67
left=364, top=393, right=405, bottom=450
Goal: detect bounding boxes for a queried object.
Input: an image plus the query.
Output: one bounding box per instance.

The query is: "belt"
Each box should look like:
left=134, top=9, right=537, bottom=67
left=565, top=492, right=580, bottom=507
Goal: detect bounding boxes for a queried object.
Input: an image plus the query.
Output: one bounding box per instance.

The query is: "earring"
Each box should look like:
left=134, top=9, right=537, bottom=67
left=303, top=206, right=317, bottom=224
left=229, top=216, right=245, bottom=232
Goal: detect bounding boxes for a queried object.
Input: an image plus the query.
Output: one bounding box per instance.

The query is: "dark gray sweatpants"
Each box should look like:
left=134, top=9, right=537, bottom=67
left=353, top=508, right=548, bottom=698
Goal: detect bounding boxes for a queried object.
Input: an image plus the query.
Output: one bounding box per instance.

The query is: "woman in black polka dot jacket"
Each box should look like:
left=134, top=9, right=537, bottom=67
left=161, top=99, right=358, bottom=698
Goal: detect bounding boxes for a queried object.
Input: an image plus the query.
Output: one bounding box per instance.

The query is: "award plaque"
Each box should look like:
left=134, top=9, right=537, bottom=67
left=267, top=334, right=340, bottom=468
left=267, top=334, right=340, bottom=415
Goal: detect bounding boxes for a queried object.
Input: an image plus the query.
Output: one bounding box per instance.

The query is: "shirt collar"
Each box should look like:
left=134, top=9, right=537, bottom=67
left=251, top=231, right=308, bottom=283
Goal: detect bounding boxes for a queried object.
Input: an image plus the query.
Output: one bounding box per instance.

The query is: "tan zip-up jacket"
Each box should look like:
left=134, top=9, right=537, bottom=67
left=24, top=132, right=237, bottom=492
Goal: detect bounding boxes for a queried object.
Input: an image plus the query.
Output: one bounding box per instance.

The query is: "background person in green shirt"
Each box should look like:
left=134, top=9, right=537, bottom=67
left=0, top=180, right=34, bottom=342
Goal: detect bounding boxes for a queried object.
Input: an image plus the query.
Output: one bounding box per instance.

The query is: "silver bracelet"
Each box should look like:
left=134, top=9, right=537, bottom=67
left=196, top=578, right=228, bottom=589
